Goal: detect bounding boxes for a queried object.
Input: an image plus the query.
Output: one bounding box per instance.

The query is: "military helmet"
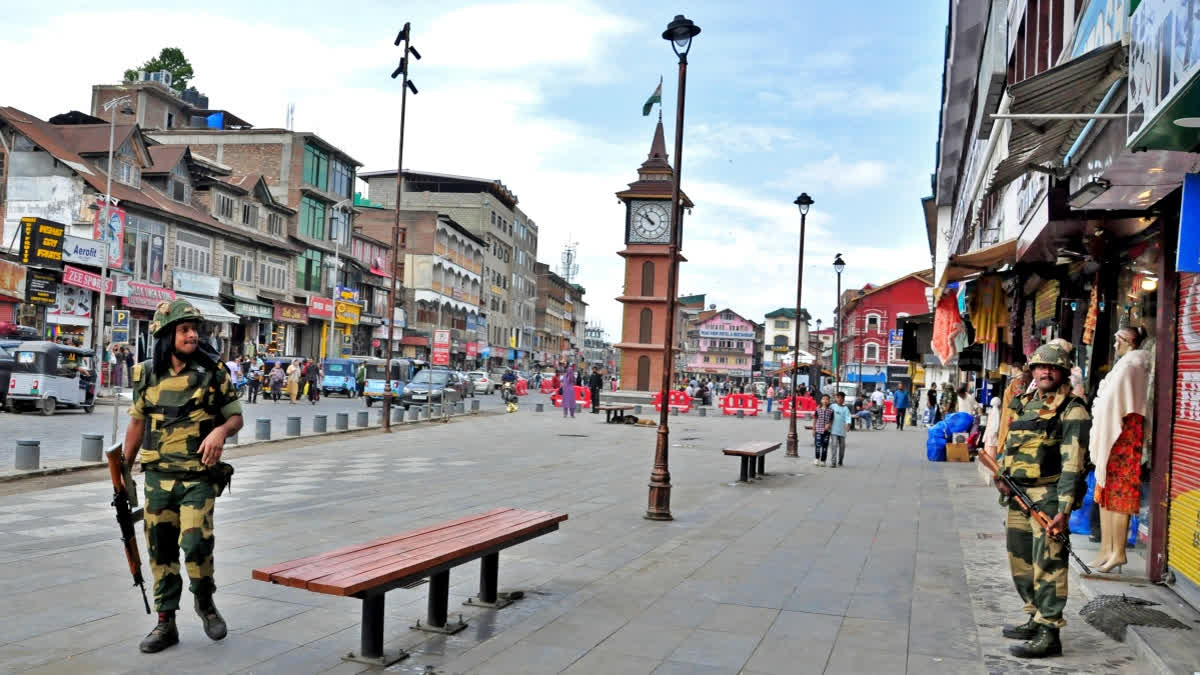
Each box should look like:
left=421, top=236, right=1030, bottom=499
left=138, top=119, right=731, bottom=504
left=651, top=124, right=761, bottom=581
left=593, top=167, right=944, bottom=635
left=150, top=299, right=203, bottom=337
left=1028, top=343, right=1072, bottom=371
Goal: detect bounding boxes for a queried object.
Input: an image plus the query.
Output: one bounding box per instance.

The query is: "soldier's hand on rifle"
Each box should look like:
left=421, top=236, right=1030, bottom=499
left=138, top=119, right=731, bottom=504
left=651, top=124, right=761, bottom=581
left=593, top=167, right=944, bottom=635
left=993, top=476, right=1011, bottom=497
left=199, top=429, right=226, bottom=466
left=1046, top=512, right=1068, bottom=538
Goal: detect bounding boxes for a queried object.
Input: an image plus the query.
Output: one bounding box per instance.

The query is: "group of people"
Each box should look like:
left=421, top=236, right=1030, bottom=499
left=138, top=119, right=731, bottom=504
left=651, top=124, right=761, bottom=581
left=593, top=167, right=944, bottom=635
left=220, top=355, right=326, bottom=405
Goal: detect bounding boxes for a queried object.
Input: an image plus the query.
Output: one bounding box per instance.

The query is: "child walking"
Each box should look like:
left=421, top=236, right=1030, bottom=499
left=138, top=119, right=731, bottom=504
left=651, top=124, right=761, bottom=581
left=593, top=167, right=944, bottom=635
left=829, top=391, right=852, bottom=467
left=812, top=394, right=833, bottom=466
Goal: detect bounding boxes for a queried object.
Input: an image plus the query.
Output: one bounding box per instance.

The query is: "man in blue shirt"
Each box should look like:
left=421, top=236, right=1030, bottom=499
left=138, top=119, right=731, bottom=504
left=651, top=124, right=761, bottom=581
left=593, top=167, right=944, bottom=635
left=893, top=383, right=911, bottom=431
left=829, top=391, right=851, bottom=467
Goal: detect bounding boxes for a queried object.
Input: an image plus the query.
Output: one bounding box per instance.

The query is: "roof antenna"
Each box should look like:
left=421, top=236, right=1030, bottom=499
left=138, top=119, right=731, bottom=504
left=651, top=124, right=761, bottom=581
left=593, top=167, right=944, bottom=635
left=285, top=103, right=295, bottom=130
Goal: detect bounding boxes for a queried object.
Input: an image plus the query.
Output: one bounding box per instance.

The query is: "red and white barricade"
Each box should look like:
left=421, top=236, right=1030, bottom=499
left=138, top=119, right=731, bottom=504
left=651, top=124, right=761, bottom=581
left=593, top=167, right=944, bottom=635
left=882, top=400, right=896, bottom=424
left=781, top=395, right=817, bottom=419
left=720, top=393, right=761, bottom=416
left=551, top=385, right=592, bottom=409
left=652, top=390, right=692, bottom=413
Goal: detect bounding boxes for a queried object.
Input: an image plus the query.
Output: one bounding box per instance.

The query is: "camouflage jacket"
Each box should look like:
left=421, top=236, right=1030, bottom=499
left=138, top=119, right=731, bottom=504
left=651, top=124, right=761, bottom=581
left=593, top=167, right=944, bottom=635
left=1001, top=382, right=1090, bottom=512
left=938, top=389, right=956, bottom=411
left=130, top=359, right=242, bottom=472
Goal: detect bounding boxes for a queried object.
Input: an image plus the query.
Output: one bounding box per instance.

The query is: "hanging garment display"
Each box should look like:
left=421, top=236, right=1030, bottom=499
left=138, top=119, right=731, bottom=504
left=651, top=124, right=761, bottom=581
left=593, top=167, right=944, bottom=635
left=969, top=275, right=1008, bottom=344
left=1083, top=274, right=1100, bottom=345
left=932, top=291, right=965, bottom=366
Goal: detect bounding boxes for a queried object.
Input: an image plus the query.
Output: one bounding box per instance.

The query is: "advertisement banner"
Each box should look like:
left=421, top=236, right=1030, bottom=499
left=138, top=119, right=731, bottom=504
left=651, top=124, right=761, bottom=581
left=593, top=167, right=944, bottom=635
left=123, top=282, right=175, bottom=311
left=25, top=270, right=57, bottom=305
left=46, top=284, right=92, bottom=320
left=309, top=296, right=333, bottom=319
left=391, top=307, right=406, bottom=327
left=172, top=269, right=220, bottom=297
left=62, top=264, right=115, bottom=293
left=274, top=302, right=308, bottom=324
left=0, top=258, right=26, bottom=301
left=335, top=285, right=360, bottom=304
left=481, top=344, right=490, bottom=358
left=334, top=301, right=361, bottom=325
left=1178, top=174, right=1200, bottom=273
left=148, top=233, right=165, bottom=285
left=112, top=308, right=131, bottom=345
left=62, top=236, right=109, bottom=268
left=466, top=342, right=478, bottom=357
left=20, top=217, right=65, bottom=269
left=92, top=205, right=125, bottom=268
left=432, top=329, right=451, bottom=366
left=698, top=328, right=755, bottom=340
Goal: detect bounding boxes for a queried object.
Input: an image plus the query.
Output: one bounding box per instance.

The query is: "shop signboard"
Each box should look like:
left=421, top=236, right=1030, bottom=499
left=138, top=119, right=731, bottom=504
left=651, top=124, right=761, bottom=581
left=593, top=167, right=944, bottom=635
left=274, top=302, right=308, bottom=324
left=1178, top=174, right=1200, bottom=273
left=62, top=236, right=109, bottom=268
left=432, top=329, right=451, bottom=366
left=334, top=301, right=361, bottom=325
left=46, top=284, right=92, bottom=321
left=19, top=217, right=65, bottom=269
left=172, top=269, right=219, bottom=297
left=235, top=301, right=272, bottom=320
left=62, top=264, right=115, bottom=294
left=92, top=204, right=125, bottom=267
left=232, top=282, right=258, bottom=300
left=309, top=296, right=333, bottom=319
left=391, top=307, right=407, bottom=328
left=25, top=270, right=56, bottom=305
left=466, top=342, right=478, bottom=357
left=112, top=308, right=130, bottom=345
left=466, top=315, right=477, bottom=332
left=1127, top=0, right=1200, bottom=151
left=359, top=314, right=384, bottom=326
left=698, top=328, right=755, bottom=340
left=335, top=285, right=360, bottom=304
left=123, top=282, right=175, bottom=311
left=481, top=344, right=490, bottom=358
left=0, top=259, right=26, bottom=301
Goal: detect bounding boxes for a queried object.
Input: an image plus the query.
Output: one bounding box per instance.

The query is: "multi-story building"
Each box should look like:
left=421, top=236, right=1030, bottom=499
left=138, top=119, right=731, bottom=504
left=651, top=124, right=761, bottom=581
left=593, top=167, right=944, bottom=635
left=144, top=125, right=363, bottom=357
left=836, top=271, right=930, bottom=393
left=534, top=262, right=573, bottom=367
left=684, top=308, right=757, bottom=386
left=761, top=307, right=811, bottom=373
left=583, top=323, right=615, bottom=371
left=91, top=77, right=252, bottom=132
left=352, top=206, right=410, bottom=358
left=359, top=169, right=540, bottom=369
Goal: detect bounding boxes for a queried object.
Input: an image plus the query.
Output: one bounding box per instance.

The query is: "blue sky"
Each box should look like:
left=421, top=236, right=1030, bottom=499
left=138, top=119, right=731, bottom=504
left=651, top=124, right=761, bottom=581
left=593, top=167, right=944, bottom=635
left=0, top=0, right=946, bottom=340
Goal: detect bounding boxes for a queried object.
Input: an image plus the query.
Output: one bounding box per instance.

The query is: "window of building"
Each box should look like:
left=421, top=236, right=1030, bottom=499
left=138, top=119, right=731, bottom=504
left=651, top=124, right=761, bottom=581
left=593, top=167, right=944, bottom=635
left=116, top=161, right=140, bottom=187
left=303, top=144, right=328, bottom=190
left=166, top=112, right=175, bottom=128
left=329, top=207, right=350, bottom=246
left=773, top=335, right=788, bottom=347
left=866, top=314, right=880, bottom=332
left=267, top=212, right=283, bottom=236
left=223, top=244, right=255, bottom=282
left=296, top=248, right=323, bottom=292
left=123, top=213, right=167, bottom=283
left=638, top=308, right=653, bottom=343
left=703, top=355, right=710, bottom=363
left=330, top=159, right=352, bottom=197
left=174, top=230, right=212, bottom=274
left=241, top=203, right=258, bottom=227
left=216, top=193, right=234, bottom=220
left=641, top=261, right=655, bottom=296
left=258, top=255, right=287, bottom=290
left=722, top=311, right=733, bottom=320
left=490, top=211, right=495, bottom=225
left=865, top=343, right=878, bottom=361
left=299, top=196, right=326, bottom=240
left=168, top=163, right=190, bottom=203
left=774, top=319, right=789, bottom=329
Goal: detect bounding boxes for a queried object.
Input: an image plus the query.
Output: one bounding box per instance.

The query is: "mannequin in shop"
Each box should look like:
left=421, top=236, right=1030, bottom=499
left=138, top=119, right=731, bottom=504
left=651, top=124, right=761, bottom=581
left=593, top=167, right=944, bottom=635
left=1088, top=326, right=1151, bottom=573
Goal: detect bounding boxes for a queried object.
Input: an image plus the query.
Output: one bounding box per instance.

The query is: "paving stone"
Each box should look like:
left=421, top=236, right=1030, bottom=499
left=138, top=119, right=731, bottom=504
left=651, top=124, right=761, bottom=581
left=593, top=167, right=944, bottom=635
left=743, top=635, right=834, bottom=674
left=666, top=628, right=761, bottom=670
left=697, top=603, right=779, bottom=636
left=595, top=621, right=692, bottom=661
left=560, top=648, right=659, bottom=674
left=468, top=642, right=589, bottom=675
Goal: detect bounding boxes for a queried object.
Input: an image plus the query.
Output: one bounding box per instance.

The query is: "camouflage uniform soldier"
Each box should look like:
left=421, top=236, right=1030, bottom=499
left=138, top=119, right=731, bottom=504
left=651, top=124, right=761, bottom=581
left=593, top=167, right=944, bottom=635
left=997, top=343, right=1090, bottom=658
left=122, top=299, right=244, bottom=654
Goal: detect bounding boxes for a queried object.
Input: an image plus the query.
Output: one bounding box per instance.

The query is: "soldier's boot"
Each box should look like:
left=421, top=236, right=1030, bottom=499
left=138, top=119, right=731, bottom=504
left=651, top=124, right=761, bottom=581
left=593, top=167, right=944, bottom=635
left=194, top=594, right=227, bottom=641
left=138, top=612, right=179, bottom=653
left=1001, top=615, right=1038, bottom=640
left=1009, top=624, right=1062, bottom=658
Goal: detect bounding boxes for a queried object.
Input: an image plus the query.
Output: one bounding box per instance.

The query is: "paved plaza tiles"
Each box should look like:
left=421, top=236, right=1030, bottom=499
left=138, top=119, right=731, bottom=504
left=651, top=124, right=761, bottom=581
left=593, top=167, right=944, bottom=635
left=0, top=407, right=1147, bottom=674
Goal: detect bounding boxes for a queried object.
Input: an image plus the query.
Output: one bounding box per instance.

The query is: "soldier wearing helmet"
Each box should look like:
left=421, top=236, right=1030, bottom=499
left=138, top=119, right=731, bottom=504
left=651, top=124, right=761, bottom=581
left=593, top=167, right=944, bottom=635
left=121, top=299, right=244, bottom=654
left=995, top=342, right=1091, bottom=659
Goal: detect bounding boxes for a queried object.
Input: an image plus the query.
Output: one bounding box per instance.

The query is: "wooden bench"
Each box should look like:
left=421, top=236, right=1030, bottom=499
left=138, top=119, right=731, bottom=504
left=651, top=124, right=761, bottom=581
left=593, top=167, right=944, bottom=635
left=252, top=508, right=568, bottom=666
left=722, top=441, right=781, bottom=482
left=596, top=403, right=635, bottom=423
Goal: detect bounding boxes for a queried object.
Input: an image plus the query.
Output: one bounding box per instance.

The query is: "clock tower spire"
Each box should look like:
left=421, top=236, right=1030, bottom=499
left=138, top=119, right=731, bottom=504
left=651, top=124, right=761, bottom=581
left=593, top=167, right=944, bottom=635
left=613, top=122, right=694, bottom=391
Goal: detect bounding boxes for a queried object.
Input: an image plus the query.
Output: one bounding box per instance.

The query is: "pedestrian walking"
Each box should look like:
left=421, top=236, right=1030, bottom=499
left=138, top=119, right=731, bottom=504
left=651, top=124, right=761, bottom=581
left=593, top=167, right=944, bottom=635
left=588, top=366, right=602, bottom=413
left=123, top=299, right=242, bottom=653
left=246, top=358, right=262, bottom=404
left=939, top=382, right=956, bottom=417
left=303, top=359, right=320, bottom=405
left=285, top=359, right=300, bottom=403
left=561, top=365, right=577, bottom=418
left=829, top=391, right=851, bottom=466
left=766, top=384, right=776, bottom=413
left=812, top=394, right=833, bottom=466
left=996, top=343, right=1090, bottom=658
left=268, top=363, right=284, bottom=402
left=893, top=382, right=910, bottom=430
left=355, top=361, right=367, bottom=398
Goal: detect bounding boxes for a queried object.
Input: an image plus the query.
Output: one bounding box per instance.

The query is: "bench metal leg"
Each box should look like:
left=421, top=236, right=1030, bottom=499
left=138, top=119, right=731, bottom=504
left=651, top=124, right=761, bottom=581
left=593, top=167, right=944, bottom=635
left=757, top=455, right=766, bottom=477
left=413, top=569, right=467, bottom=634
left=748, top=456, right=757, bottom=480
left=739, top=457, right=749, bottom=482
left=464, top=552, right=521, bottom=609
left=343, top=592, right=408, bottom=667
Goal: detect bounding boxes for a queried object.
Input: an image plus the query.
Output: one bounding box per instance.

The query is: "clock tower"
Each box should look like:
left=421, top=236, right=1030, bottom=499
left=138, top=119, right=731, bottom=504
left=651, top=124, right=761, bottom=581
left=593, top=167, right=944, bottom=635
left=614, top=120, right=693, bottom=391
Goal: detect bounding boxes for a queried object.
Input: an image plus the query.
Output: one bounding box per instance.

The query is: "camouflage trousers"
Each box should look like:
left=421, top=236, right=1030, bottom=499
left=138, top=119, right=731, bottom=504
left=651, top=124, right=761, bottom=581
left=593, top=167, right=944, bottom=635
left=143, top=470, right=217, bottom=612
left=1006, top=484, right=1068, bottom=628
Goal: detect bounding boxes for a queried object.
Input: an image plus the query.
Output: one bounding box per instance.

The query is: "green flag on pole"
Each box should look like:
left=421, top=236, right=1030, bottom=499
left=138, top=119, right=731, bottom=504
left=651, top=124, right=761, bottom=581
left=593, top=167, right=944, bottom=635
left=642, top=77, right=662, bottom=116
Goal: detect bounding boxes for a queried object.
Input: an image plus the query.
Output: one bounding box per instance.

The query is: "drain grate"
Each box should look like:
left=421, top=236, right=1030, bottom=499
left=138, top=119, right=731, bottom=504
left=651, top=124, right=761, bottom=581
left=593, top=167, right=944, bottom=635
left=977, top=532, right=1003, bottom=540
left=1080, top=594, right=1192, bottom=642
left=557, top=434, right=588, bottom=438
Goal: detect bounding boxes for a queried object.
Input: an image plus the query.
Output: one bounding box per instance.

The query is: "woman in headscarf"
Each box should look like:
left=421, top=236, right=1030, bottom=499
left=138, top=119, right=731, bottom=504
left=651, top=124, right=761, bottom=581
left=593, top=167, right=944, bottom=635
left=285, top=359, right=301, bottom=403
left=561, top=364, right=577, bottom=418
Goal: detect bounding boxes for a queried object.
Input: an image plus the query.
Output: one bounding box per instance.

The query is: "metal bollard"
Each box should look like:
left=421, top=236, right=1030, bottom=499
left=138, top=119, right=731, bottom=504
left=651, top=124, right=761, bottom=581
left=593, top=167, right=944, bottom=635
left=286, top=416, right=301, bottom=436
left=393, top=406, right=404, bottom=424
left=80, top=433, right=104, bottom=462
left=456, top=401, right=465, bottom=414
left=408, top=407, right=419, bottom=422
left=335, top=412, right=349, bottom=430
left=737, top=410, right=744, bottom=419
left=774, top=410, right=782, bottom=421
left=313, top=415, right=327, bottom=433
left=15, top=440, right=40, bottom=470
left=471, top=399, right=480, bottom=413
left=634, top=405, right=643, bottom=414
left=357, top=410, right=369, bottom=427
left=699, top=407, right=707, bottom=417
left=535, top=403, right=544, bottom=412
left=256, top=418, right=271, bottom=440
left=671, top=408, right=679, bottom=416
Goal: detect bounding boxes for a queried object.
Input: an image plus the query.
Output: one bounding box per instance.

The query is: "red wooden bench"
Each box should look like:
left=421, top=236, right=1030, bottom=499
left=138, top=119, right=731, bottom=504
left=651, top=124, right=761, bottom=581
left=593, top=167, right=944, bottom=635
left=722, top=441, right=781, bottom=482
left=252, top=508, right=568, bottom=666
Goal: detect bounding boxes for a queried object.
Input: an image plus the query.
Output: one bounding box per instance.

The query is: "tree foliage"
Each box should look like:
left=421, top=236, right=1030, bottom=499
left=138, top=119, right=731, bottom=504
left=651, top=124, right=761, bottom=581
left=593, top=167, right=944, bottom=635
left=123, top=47, right=195, bottom=90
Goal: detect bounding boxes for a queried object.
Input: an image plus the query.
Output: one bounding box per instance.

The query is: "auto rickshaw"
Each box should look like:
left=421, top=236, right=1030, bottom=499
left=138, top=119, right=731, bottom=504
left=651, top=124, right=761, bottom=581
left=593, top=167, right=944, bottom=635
left=7, top=341, right=97, bottom=415
left=362, top=357, right=413, bottom=407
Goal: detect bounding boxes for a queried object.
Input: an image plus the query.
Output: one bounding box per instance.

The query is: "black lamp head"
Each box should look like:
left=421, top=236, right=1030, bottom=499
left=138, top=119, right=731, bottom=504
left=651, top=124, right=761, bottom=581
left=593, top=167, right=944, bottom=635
left=794, top=193, right=813, bottom=215
left=833, top=253, right=845, bottom=274
left=662, top=15, right=701, bottom=57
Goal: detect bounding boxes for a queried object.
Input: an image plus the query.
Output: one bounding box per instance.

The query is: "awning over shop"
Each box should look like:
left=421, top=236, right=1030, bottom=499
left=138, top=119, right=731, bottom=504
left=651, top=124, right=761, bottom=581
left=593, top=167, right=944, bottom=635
left=935, top=238, right=1017, bottom=296
left=178, top=294, right=239, bottom=324
left=400, top=336, right=427, bottom=347
left=845, top=371, right=886, bottom=384
left=989, top=42, right=1125, bottom=193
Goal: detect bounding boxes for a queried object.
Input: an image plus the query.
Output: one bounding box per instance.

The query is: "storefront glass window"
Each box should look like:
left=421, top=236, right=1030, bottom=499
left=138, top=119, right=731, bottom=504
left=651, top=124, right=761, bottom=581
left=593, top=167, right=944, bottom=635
left=124, top=213, right=167, bottom=284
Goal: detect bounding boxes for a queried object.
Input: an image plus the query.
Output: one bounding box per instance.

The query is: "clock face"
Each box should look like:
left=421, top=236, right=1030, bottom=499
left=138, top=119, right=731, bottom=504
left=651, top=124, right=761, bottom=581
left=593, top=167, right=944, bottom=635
left=630, top=201, right=672, bottom=243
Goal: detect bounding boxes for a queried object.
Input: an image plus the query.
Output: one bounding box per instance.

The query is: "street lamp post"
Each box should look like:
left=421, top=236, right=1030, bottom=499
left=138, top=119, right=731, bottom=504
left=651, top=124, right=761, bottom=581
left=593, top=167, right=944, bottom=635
left=99, top=94, right=132, bottom=443
left=815, top=317, right=823, bottom=391
left=326, top=198, right=353, bottom=362
left=785, top=193, right=813, bottom=458
left=646, top=14, right=700, bottom=522
left=833, top=254, right=845, bottom=391
left=384, top=21, right=420, bottom=431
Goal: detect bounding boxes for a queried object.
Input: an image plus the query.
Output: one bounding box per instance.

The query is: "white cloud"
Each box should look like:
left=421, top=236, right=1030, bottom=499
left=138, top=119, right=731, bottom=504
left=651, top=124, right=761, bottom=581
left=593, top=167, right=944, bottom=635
left=774, top=155, right=890, bottom=193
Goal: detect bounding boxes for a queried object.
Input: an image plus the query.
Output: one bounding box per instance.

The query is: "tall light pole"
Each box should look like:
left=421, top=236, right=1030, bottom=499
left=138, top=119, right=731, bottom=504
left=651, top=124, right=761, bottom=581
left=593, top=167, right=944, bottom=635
left=833, top=254, right=845, bottom=392
left=100, top=94, right=132, bottom=442
left=384, top=21, right=420, bottom=432
left=815, top=317, right=823, bottom=391
left=646, top=14, right=700, bottom=522
left=325, top=198, right=353, bottom=361
left=785, top=193, right=813, bottom=458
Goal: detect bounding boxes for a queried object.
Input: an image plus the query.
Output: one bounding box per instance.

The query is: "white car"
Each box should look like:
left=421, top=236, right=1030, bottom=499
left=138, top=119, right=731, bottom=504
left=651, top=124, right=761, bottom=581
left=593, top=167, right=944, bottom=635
left=467, top=371, right=491, bottom=395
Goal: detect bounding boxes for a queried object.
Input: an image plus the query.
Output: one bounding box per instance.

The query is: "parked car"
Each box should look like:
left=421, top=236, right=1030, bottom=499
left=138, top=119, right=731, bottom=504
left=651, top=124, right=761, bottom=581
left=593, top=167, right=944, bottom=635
left=466, top=370, right=491, bottom=395
left=399, top=369, right=465, bottom=410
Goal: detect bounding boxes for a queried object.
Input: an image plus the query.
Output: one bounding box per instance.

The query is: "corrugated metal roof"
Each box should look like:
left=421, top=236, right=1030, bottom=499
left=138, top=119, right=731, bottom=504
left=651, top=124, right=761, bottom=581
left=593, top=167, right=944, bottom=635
left=989, top=42, right=1126, bottom=193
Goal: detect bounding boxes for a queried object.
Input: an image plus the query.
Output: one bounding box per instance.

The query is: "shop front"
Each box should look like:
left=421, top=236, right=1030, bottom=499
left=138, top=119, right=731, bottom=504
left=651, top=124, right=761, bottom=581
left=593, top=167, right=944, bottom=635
left=0, top=259, right=28, bottom=325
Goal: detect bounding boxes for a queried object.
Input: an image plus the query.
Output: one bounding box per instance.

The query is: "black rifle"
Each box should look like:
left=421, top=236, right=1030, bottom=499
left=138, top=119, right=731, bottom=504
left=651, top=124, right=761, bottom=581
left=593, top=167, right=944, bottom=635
left=107, top=444, right=151, bottom=613
left=979, top=450, right=1092, bottom=575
